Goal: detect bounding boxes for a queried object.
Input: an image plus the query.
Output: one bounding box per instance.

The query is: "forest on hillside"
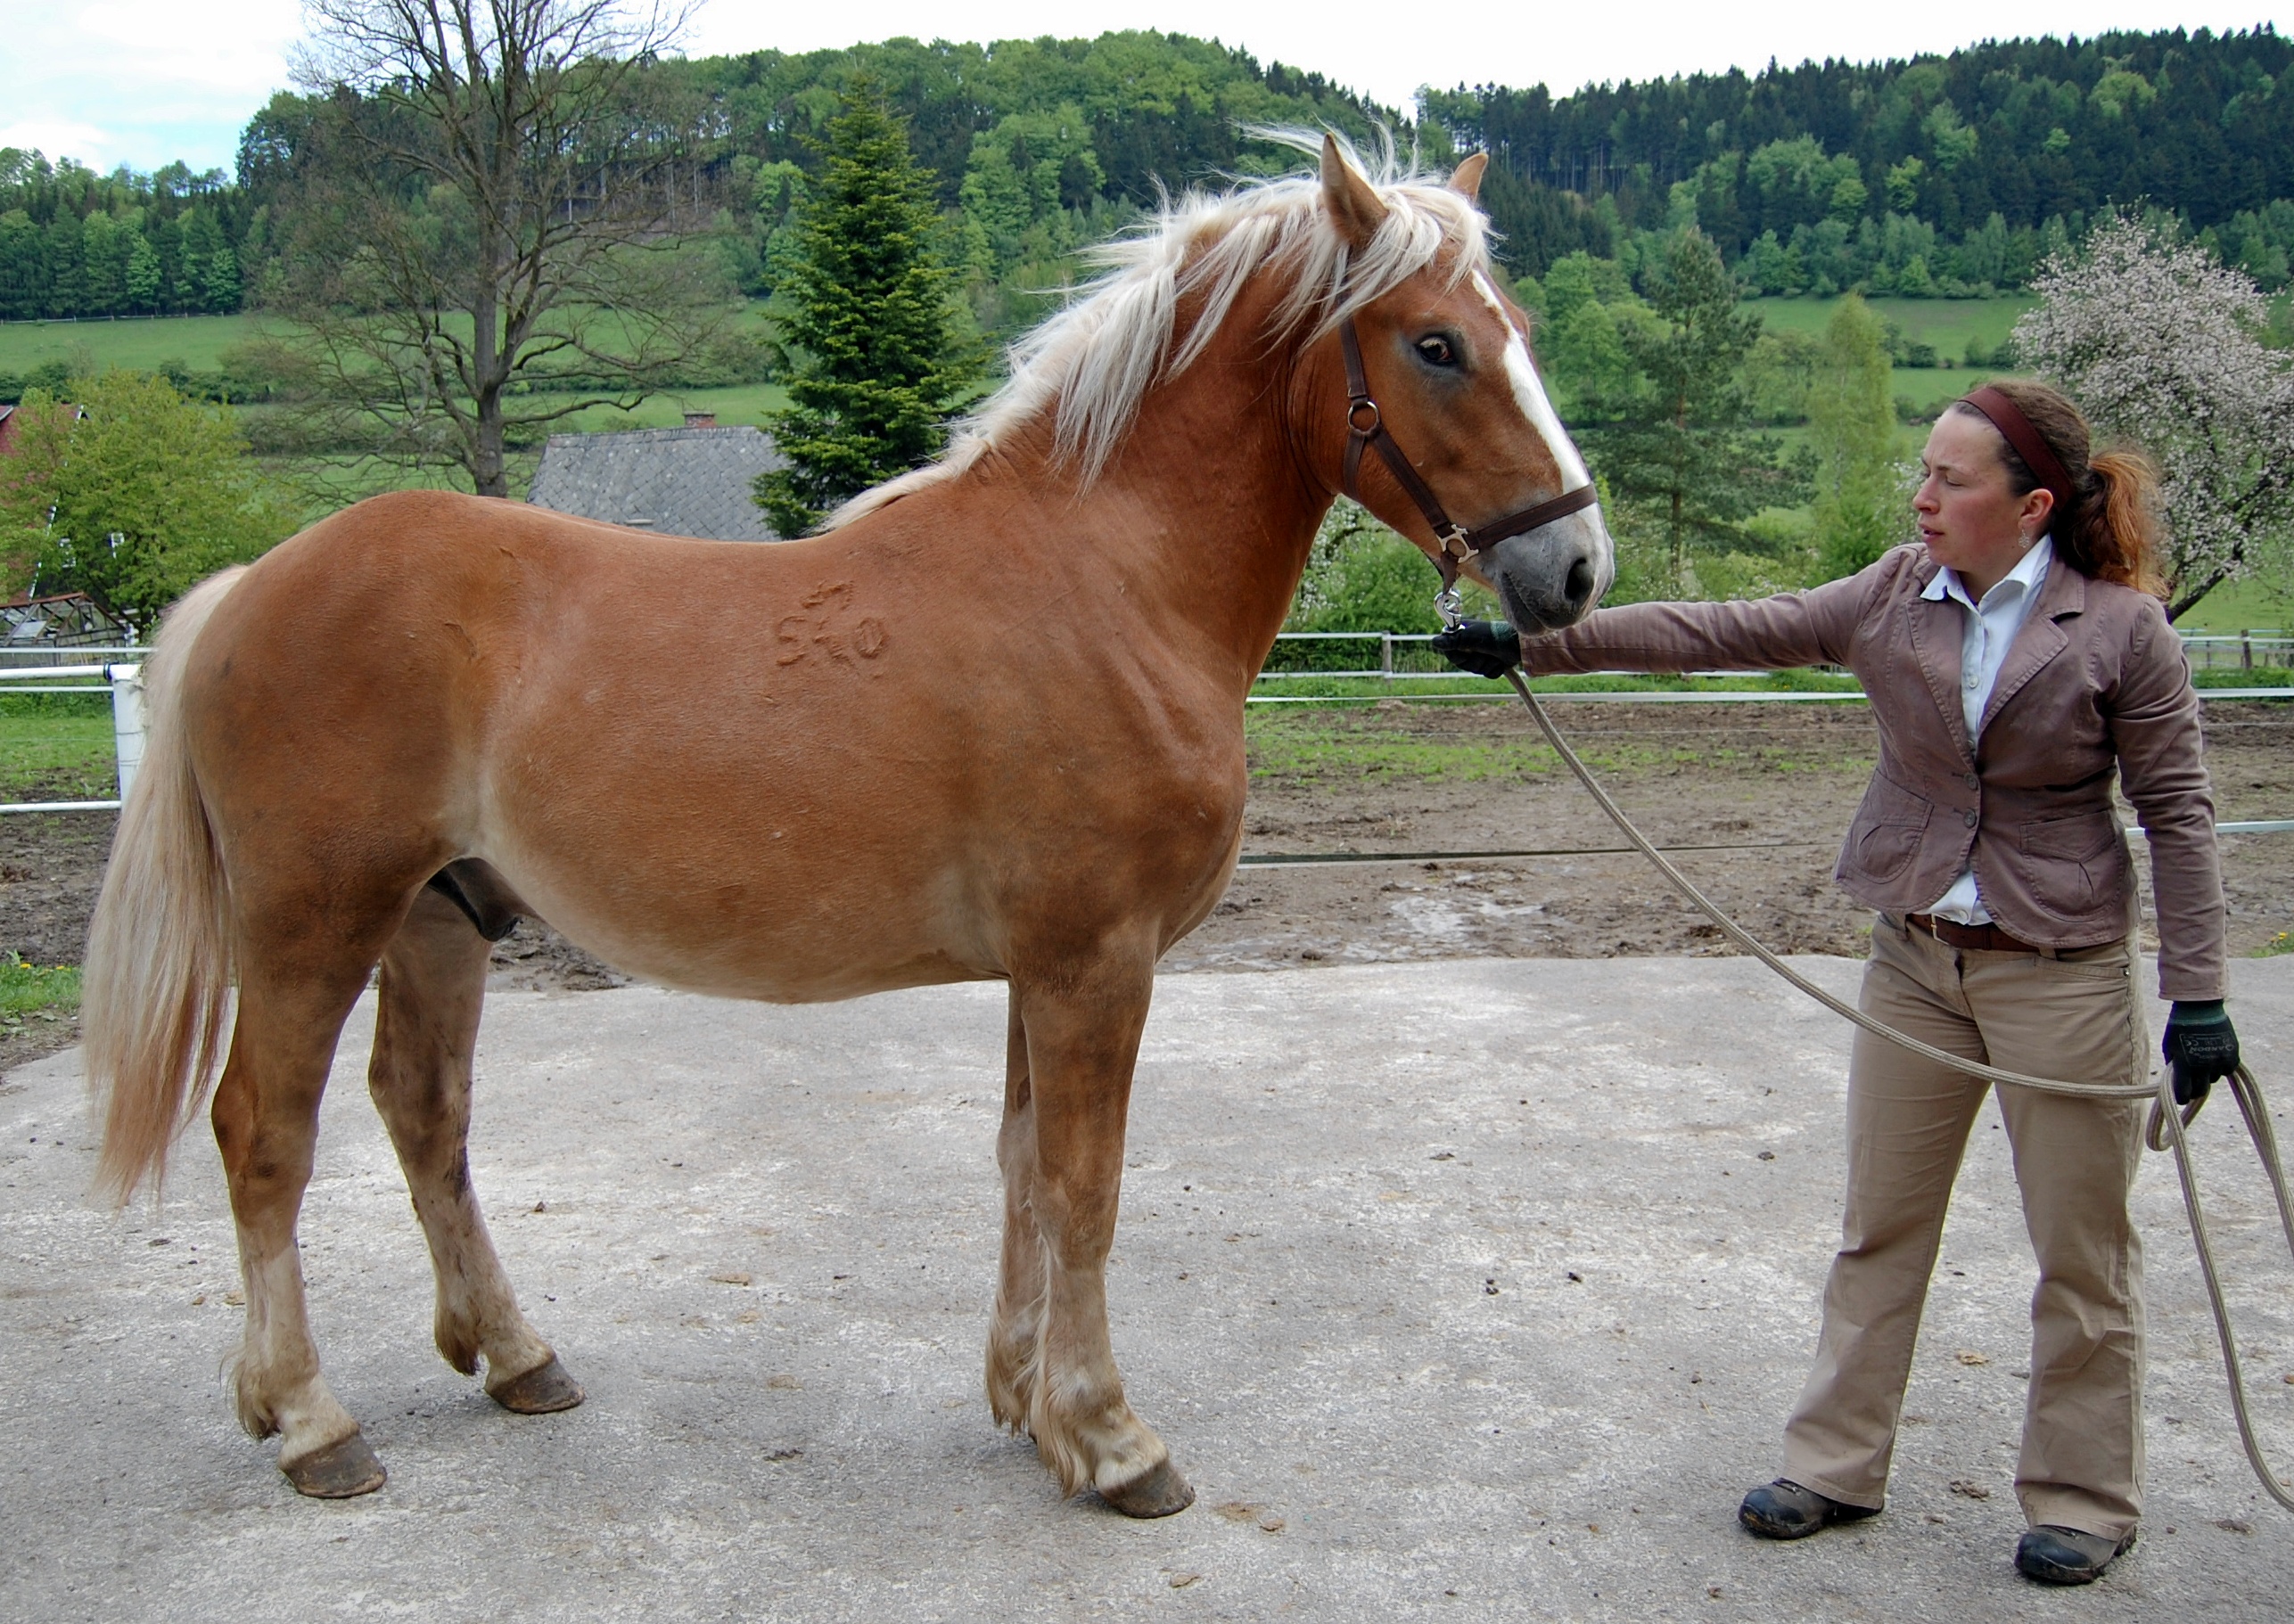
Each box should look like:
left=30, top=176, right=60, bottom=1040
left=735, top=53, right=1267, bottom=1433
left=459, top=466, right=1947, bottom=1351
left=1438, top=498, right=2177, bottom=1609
left=1429, top=27, right=2294, bottom=292
left=4, top=25, right=2293, bottom=332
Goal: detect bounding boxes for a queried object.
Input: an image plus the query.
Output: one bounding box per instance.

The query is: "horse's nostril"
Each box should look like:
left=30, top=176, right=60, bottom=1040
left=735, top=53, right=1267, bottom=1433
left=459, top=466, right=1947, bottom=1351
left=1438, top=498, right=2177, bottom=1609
left=1565, top=556, right=1596, bottom=610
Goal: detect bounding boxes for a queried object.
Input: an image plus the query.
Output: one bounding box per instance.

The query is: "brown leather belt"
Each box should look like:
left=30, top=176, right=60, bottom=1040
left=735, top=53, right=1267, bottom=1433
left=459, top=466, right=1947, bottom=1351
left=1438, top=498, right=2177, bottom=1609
left=1904, top=911, right=2045, bottom=955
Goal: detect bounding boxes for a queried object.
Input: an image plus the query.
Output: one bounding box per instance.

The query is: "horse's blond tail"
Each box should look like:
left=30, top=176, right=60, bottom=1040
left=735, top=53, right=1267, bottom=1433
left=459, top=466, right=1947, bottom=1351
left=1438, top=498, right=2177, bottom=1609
left=85, top=567, right=249, bottom=1203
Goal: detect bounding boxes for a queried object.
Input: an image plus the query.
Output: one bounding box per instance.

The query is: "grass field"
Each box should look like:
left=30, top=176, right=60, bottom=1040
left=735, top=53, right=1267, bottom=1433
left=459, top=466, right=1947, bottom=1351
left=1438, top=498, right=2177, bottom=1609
left=1746, top=293, right=2038, bottom=418
left=1747, top=293, right=2035, bottom=353
left=552, top=382, right=790, bottom=432
left=0, top=306, right=781, bottom=396
left=0, top=314, right=259, bottom=376
left=2171, top=576, right=2294, bottom=634
left=0, top=698, right=118, bottom=801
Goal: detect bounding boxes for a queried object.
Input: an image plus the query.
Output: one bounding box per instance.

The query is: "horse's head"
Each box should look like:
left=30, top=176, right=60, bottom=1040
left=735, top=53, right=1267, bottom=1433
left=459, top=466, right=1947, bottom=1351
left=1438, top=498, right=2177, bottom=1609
left=1315, top=137, right=1612, bottom=634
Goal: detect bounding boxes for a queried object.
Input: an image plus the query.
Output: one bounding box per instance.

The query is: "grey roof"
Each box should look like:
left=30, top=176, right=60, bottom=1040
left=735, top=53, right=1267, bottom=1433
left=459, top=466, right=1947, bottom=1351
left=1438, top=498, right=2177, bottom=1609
left=527, top=424, right=785, bottom=541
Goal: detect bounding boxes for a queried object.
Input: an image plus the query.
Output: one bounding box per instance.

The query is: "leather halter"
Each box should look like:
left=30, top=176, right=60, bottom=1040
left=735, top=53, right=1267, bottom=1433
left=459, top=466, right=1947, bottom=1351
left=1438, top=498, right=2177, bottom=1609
left=1337, top=316, right=1599, bottom=620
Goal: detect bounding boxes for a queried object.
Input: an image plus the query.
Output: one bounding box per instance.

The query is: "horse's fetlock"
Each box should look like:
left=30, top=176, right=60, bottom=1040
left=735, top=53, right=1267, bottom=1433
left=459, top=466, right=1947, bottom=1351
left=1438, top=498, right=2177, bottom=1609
left=985, top=1323, right=1042, bottom=1432
left=435, top=1314, right=482, bottom=1376
left=225, top=1351, right=279, bottom=1439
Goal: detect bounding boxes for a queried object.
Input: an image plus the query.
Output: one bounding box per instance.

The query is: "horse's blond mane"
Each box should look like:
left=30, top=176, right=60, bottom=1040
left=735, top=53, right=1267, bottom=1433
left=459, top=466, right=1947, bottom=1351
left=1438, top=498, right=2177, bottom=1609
left=826, top=132, right=1491, bottom=529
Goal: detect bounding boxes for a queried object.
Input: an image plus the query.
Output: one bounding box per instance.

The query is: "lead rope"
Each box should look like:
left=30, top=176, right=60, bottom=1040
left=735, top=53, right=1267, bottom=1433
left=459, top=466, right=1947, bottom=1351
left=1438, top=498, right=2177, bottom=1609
left=1501, top=668, right=2294, bottom=1513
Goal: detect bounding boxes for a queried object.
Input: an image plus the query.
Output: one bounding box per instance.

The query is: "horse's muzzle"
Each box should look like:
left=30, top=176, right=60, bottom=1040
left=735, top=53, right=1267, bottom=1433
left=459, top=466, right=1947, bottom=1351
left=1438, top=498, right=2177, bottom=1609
left=1487, top=509, right=1612, bottom=633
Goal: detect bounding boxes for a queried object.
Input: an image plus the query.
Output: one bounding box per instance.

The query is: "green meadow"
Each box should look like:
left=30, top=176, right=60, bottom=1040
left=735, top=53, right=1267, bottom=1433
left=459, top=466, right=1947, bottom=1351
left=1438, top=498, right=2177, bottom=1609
left=553, top=382, right=789, bottom=432
left=1746, top=293, right=2035, bottom=354
left=0, top=695, right=117, bottom=801
left=0, top=314, right=259, bottom=376
left=1746, top=293, right=2038, bottom=415
left=2172, top=577, right=2294, bottom=635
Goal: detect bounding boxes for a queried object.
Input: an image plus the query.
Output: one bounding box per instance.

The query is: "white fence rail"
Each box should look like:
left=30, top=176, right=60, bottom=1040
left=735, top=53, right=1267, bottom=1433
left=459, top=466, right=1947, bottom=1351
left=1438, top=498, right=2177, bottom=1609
left=0, top=655, right=141, bottom=813
left=1255, top=628, right=2294, bottom=685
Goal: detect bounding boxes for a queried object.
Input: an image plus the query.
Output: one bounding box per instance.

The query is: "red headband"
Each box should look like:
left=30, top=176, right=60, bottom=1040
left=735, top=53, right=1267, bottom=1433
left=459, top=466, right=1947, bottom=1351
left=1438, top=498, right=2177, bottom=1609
left=1958, top=385, right=2076, bottom=521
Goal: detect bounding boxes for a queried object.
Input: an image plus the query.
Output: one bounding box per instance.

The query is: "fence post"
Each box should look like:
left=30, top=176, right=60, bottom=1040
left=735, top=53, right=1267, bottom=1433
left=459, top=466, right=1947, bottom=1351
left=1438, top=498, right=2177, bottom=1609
left=109, top=664, right=144, bottom=800
left=1381, top=631, right=1394, bottom=681
left=2242, top=631, right=2253, bottom=670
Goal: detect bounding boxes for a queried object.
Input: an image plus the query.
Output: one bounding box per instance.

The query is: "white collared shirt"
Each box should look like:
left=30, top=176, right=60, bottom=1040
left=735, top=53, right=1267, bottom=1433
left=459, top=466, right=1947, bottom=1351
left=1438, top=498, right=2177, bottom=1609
left=1919, top=534, right=2053, bottom=923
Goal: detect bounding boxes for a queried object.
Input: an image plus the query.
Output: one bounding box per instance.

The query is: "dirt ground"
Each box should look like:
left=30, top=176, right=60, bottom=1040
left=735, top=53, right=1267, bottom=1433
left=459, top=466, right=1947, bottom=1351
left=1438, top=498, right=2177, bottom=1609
left=2, top=700, right=2287, bottom=1071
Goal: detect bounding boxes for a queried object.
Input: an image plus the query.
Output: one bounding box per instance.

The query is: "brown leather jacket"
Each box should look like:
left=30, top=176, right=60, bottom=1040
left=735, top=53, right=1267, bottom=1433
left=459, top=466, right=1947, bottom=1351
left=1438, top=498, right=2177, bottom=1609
left=1522, top=545, right=2225, bottom=998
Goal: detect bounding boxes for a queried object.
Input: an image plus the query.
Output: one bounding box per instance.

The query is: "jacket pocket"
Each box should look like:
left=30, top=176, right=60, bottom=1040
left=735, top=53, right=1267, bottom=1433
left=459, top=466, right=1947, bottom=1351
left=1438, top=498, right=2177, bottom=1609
left=1845, top=771, right=1933, bottom=885
left=2015, top=809, right=2126, bottom=913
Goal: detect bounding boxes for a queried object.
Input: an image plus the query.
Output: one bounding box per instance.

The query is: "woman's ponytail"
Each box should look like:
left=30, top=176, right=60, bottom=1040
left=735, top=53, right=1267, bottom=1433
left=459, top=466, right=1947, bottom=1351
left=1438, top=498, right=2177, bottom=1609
left=1945, top=379, right=2167, bottom=598
left=2081, top=449, right=2167, bottom=597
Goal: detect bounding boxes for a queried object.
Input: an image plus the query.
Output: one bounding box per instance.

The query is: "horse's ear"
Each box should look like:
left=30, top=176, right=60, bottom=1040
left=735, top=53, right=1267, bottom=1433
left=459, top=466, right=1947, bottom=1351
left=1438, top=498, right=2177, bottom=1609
left=1320, top=132, right=1387, bottom=249
left=1449, top=152, right=1488, bottom=203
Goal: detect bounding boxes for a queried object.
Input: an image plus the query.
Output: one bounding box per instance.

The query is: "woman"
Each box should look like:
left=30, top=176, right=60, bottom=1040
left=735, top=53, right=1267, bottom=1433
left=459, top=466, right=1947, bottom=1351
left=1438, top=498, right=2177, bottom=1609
left=1438, top=380, right=2242, bottom=1585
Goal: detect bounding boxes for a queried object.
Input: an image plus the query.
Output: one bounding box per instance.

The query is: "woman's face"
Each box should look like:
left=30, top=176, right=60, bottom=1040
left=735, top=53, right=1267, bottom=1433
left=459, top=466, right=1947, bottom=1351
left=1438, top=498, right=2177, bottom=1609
left=1913, top=409, right=2054, bottom=594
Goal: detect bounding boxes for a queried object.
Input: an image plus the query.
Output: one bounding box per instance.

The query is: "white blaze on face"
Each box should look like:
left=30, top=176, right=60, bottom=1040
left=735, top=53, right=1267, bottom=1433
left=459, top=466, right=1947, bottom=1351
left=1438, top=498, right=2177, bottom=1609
left=1472, top=270, right=1590, bottom=490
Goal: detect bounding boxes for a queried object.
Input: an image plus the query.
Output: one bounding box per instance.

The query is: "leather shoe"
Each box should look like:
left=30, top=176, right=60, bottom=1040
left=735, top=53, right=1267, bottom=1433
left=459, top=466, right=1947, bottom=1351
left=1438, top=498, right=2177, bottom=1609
left=1738, top=1479, right=1880, bottom=1539
left=2016, top=1524, right=2135, bottom=1585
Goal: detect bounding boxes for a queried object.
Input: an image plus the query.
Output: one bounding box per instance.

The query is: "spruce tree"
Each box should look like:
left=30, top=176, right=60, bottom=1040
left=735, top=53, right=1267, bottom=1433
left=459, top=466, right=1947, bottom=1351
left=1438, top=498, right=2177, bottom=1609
left=1808, top=294, right=1903, bottom=578
left=757, top=78, right=972, bottom=537
left=1582, top=229, right=1803, bottom=589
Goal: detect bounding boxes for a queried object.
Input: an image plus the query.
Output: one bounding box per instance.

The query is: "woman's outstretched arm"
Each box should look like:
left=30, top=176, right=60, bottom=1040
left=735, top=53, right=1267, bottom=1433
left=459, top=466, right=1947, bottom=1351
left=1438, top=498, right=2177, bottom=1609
left=1517, top=554, right=1897, bottom=677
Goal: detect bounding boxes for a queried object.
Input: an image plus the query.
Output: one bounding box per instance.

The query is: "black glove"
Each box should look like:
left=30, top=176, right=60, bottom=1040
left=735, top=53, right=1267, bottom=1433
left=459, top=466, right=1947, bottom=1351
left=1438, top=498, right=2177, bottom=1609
left=2163, top=1000, right=2241, bottom=1107
left=1432, top=619, right=1522, bottom=679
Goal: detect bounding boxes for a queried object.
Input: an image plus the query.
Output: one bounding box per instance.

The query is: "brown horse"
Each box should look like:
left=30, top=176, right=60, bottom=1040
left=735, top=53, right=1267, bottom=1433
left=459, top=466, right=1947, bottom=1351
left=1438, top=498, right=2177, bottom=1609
left=83, top=135, right=1610, bottom=1512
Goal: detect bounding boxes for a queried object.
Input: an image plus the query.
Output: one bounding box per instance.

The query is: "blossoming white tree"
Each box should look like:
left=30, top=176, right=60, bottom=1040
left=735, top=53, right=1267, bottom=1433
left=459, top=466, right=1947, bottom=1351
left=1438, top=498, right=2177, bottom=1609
left=2013, top=215, right=2294, bottom=619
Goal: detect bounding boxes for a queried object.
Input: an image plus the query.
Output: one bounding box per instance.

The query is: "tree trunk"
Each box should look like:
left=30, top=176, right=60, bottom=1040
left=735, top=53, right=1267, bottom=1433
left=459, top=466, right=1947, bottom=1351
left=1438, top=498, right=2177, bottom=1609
left=471, top=261, right=507, bottom=498
left=2166, top=567, right=2228, bottom=625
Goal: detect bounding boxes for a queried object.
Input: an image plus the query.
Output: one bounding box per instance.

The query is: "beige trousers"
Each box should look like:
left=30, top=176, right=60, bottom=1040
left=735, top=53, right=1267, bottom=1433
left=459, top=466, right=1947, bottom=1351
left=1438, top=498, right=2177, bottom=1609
left=1780, top=914, right=2150, bottom=1538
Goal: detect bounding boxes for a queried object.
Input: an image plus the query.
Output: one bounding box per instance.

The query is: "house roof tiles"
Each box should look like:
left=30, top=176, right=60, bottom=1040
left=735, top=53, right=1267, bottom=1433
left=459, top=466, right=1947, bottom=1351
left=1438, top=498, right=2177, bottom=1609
left=527, top=424, right=785, bottom=541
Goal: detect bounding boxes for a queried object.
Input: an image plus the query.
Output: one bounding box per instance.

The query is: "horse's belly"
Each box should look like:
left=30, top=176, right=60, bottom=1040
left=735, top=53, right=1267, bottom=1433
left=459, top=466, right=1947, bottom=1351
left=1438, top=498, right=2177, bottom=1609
left=477, top=830, right=998, bottom=1004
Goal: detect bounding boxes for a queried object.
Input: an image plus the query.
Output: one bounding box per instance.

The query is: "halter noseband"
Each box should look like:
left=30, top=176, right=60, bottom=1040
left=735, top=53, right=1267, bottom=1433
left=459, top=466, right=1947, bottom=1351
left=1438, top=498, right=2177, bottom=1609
left=1337, top=317, right=1599, bottom=627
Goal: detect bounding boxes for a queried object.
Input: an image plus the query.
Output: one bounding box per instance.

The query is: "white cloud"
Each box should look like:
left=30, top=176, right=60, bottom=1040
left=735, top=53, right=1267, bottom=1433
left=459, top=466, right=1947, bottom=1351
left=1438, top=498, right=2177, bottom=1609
left=0, top=120, right=119, bottom=166
left=0, top=0, right=301, bottom=171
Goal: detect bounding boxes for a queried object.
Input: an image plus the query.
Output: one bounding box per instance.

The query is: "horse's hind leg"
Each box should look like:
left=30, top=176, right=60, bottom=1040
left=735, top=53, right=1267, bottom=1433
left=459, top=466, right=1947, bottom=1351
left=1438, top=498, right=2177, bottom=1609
left=211, top=956, right=387, bottom=1497
left=366, top=885, right=582, bottom=1414
left=998, top=947, right=1194, bottom=1518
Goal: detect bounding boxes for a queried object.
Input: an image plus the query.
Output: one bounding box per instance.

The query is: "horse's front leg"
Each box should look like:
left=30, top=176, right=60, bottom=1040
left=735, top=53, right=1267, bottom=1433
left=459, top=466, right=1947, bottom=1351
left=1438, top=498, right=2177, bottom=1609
left=986, top=988, right=1048, bottom=1432
left=998, top=947, right=1194, bottom=1517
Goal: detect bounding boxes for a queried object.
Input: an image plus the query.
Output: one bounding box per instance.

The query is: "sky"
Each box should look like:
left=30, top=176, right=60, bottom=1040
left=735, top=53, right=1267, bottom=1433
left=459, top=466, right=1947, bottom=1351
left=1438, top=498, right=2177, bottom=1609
left=4, top=0, right=2291, bottom=177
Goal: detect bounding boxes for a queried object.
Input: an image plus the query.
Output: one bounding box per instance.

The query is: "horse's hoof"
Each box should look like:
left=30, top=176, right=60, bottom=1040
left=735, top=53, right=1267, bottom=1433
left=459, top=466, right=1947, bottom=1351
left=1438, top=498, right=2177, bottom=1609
left=489, top=1355, right=586, bottom=1415
left=1099, top=1457, right=1196, bottom=1519
left=282, top=1431, right=386, bottom=1498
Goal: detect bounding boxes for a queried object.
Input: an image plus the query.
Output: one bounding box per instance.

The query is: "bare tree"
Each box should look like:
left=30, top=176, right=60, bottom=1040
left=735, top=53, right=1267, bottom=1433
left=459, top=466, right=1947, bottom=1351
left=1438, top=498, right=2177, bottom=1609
left=261, top=0, right=738, bottom=496
left=2013, top=215, right=2294, bottom=619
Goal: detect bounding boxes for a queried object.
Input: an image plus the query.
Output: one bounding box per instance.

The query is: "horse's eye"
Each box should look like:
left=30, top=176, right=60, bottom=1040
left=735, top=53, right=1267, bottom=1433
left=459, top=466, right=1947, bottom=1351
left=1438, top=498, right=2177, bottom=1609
left=1415, top=334, right=1457, bottom=367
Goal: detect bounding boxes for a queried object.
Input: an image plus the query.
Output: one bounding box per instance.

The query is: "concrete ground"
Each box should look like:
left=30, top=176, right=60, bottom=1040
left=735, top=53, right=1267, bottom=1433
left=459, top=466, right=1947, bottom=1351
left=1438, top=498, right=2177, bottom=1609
left=4, top=956, right=2290, bottom=1623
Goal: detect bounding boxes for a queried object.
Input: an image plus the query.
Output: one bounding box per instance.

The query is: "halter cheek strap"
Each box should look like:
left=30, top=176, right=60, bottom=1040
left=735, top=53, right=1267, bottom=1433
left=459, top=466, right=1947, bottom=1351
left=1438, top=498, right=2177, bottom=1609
left=1336, top=318, right=1599, bottom=614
